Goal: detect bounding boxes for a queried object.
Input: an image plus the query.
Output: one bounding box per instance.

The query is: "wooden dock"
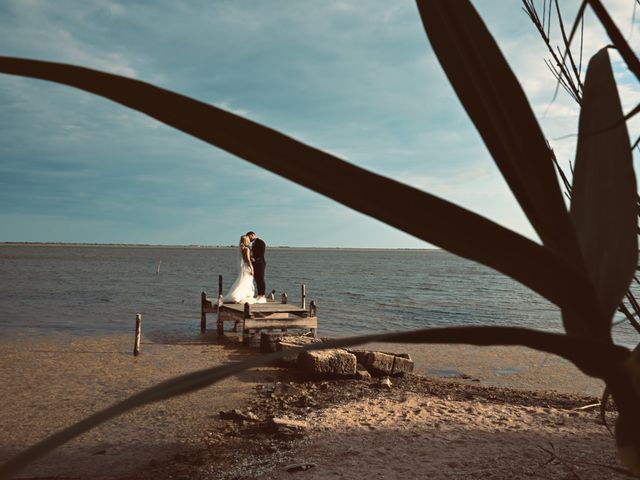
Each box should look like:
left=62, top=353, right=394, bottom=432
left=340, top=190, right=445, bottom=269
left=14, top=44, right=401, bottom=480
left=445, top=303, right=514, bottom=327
left=201, top=276, right=317, bottom=342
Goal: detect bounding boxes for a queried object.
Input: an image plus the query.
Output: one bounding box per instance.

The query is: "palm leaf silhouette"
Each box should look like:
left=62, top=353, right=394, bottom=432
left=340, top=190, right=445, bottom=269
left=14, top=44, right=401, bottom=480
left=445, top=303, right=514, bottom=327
left=416, top=0, right=605, bottom=339
left=1, top=0, right=639, bottom=477
left=571, top=48, right=637, bottom=329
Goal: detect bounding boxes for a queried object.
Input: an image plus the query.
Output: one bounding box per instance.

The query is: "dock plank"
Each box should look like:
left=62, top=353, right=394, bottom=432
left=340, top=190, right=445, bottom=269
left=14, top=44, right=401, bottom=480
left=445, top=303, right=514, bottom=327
left=244, top=317, right=317, bottom=330
left=220, top=303, right=307, bottom=315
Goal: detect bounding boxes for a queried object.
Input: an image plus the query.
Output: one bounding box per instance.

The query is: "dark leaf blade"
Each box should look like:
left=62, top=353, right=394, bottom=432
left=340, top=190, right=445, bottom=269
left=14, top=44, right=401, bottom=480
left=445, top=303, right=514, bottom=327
left=587, top=0, right=640, bottom=84
left=0, top=326, right=628, bottom=478
left=570, top=48, right=638, bottom=327
left=0, top=56, right=594, bottom=316
left=416, top=2, right=585, bottom=274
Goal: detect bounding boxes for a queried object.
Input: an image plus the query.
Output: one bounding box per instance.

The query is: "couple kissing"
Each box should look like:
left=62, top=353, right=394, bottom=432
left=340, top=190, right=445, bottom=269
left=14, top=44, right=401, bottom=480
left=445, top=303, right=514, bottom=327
left=223, top=231, right=267, bottom=304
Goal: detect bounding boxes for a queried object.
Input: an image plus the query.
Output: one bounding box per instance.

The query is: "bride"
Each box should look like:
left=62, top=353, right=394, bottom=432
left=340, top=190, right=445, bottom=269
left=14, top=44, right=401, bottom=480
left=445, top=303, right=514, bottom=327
left=223, top=235, right=259, bottom=304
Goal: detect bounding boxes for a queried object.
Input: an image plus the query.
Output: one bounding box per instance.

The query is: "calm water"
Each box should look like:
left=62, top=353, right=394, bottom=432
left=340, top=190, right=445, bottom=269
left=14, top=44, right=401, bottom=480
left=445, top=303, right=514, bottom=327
left=0, top=245, right=637, bottom=347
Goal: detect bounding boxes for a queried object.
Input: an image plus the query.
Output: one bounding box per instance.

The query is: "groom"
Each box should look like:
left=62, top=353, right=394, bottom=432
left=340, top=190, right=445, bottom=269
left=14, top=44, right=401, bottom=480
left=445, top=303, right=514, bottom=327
left=247, top=231, right=266, bottom=301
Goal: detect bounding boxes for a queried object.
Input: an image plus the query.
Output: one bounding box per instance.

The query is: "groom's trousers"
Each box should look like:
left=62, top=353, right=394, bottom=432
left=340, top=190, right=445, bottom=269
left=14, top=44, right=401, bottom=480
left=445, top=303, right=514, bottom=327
left=254, top=262, right=266, bottom=296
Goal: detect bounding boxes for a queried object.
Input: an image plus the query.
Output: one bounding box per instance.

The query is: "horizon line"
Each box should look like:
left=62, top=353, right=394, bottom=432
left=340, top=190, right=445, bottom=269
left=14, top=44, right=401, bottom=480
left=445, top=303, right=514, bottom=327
left=0, top=241, right=440, bottom=251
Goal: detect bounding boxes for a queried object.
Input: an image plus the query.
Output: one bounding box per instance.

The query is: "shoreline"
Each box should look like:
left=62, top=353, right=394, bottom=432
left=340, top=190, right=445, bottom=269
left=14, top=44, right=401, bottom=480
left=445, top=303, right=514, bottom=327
left=0, top=331, right=620, bottom=479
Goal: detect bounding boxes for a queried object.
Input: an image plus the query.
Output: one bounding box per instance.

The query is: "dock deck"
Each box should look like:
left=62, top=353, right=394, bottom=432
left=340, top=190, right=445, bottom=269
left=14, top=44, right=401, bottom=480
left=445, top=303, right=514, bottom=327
left=200, top=279, right=317, bottom=342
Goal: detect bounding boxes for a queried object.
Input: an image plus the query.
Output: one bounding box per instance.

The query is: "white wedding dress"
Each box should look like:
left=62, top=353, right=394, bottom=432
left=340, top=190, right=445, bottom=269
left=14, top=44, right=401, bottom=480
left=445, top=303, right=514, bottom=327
left=223, top=248, right=258, bottom=304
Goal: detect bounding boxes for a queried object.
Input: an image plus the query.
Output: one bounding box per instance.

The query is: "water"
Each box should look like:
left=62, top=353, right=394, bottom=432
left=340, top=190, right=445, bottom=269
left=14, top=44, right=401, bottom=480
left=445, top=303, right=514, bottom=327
left=0, top=245, right=637, bottom=347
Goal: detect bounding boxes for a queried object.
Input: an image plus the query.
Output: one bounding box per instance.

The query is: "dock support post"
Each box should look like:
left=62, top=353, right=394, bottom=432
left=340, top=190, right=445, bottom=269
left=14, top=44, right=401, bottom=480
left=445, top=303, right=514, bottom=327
left=281, top=292, right=288, bottom=304
left=133, top=313, right=142, bottom=356
left=200, top=291, right=207, bottom=333
left=309, top=301, right=317, bottom=338
left=216, top=294, right=224, bottom=335
left=218, top=274, right=223, bottom=298
left=242, top=302, right=251, bottom=345
left=301, top=284, right=306, bottom=309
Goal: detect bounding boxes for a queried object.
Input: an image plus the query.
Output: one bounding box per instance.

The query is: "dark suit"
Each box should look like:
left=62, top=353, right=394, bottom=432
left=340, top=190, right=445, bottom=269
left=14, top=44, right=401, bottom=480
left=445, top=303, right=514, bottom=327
left=251, top=238, right=266, bottom=295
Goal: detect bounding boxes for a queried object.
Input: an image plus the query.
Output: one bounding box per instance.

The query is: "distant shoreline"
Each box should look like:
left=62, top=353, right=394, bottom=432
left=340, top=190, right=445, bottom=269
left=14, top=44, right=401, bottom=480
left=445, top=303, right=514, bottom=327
left=0, top=242, right=439, bottom=251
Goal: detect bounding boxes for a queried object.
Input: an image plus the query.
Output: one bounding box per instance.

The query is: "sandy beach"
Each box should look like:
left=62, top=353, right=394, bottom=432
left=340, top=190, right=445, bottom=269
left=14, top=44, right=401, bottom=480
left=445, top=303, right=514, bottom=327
left=0, top=331, right=627, bottom=479
left=0, top=331, right=280, bottom=479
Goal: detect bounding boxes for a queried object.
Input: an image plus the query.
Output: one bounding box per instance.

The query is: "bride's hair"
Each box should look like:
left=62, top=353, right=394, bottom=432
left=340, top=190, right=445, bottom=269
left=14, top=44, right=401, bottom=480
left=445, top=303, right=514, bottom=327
left=239, top=235, right=249, bottom=247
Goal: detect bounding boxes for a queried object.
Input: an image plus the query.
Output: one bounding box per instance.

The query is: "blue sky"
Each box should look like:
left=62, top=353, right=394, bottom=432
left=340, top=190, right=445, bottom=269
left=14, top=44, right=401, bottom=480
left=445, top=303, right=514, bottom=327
left=0, top=0, right=638, bottom=247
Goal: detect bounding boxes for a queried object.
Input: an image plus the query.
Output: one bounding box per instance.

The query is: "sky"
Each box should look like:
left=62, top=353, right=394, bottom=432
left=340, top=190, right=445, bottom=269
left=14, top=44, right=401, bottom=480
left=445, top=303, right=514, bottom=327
left=0, top=0, right=638, bottom=248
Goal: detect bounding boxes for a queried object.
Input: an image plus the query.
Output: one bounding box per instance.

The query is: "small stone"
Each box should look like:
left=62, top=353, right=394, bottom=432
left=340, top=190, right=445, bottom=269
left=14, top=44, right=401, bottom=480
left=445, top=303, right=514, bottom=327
left=219, top=409, right=259, bottom=422
left=244, top=411, right=260, bottom=421
left=295, top=394, right=316, bottom=407
left=272, top=382, right=303, bottom=399
left=270, top=416, right=309, bottom=436
left=378, top=377, right=392, bottom=389
left=283, top=463, right=317, bottom=472
left=355, top=363, right=372, bottom=381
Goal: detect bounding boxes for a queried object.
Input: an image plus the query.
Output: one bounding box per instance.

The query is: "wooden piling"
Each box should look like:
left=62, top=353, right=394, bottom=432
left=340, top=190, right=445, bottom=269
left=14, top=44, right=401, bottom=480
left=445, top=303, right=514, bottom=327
left=301, top=284, right=306, bottom=309
left=216, top=294, right=224, bottom=334
left=200, top=291, right=207, bottom=333
left=218, top=274, right=223, bottom=297
left=133, top=313, right=142, bottom=356
left=281, top=292, right=288, bottom=304
left=243, top=302, right=251, bottom=345
left=309, top=301, right=317, bottom=338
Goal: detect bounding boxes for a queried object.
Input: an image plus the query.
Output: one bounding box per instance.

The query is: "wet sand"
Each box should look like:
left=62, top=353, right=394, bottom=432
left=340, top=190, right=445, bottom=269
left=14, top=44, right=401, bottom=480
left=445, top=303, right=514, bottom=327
left=0, top=331, right=283, bottom=479
left=361, top=341, right=605, bottom=396
left=0, top=331, right=615, bottom=479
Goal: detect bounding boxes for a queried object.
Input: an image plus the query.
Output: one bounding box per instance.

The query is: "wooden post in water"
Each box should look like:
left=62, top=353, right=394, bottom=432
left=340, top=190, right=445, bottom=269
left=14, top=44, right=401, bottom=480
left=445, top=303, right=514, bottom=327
left=281, top=292, right=288, bottom=304
left=309, top=301, right=317, bottom=338
left=133, top=313, right=142, bottom=356
left=301, top=284, right=306, bottom=309
left=218, top=274, right=223, bottom=298
left=216, top=294, right=224, bottom=335
left=200, top=291, right=207, bottom=333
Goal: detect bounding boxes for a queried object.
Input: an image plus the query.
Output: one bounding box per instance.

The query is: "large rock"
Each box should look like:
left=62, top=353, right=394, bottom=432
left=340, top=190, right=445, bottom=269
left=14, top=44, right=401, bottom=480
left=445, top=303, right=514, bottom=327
left=351, top=350, right=415, bottom=377
left=297, top=349, right=357, bottom=377
left=278, top=342, right=306, bottom=366
left=352, top=351, right=395, bottom=376
left=391, top=354, right=414, bottom=375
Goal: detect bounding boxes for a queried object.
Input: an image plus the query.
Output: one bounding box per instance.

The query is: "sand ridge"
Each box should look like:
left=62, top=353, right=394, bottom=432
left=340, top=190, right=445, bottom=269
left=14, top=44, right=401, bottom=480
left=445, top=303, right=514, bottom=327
left=131, top=376, right=627, bottom=479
